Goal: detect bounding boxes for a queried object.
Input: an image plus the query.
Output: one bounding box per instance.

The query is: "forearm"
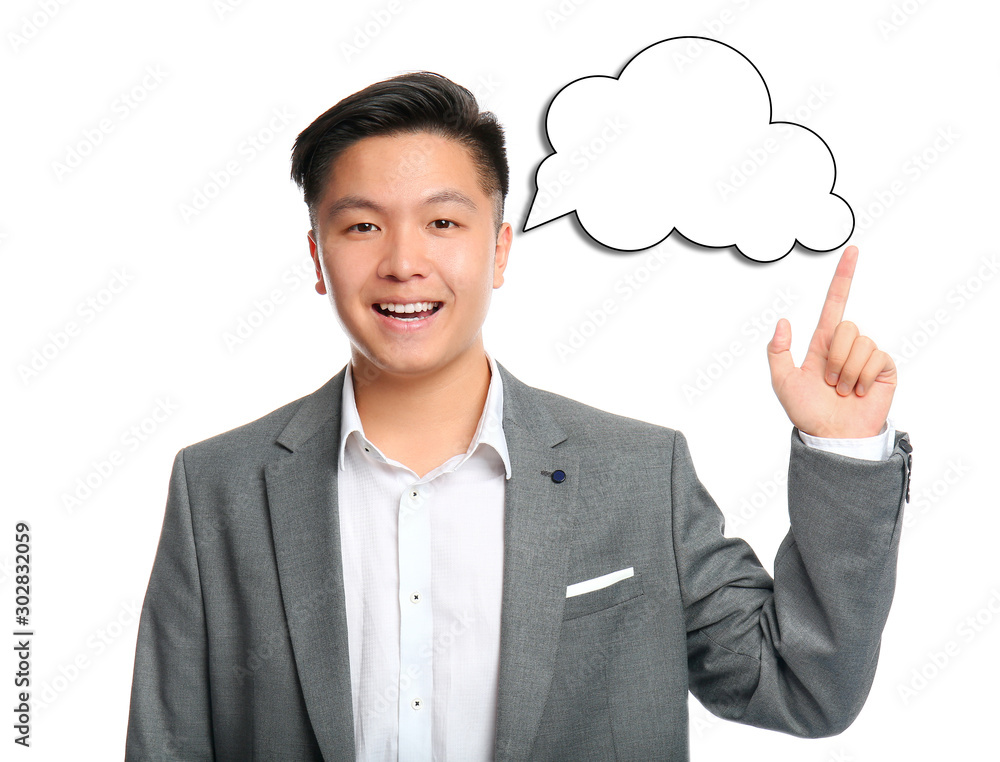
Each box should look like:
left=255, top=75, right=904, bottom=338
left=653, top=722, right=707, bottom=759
left=739, top=429, right=910, bottom=735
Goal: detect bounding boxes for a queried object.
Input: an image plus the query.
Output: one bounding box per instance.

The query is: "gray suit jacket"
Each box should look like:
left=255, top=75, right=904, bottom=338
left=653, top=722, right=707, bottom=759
left=125, top=362, right=911, bottom=761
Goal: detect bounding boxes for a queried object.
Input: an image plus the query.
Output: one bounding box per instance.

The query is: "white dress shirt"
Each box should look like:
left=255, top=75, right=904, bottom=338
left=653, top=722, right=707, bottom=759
left=335, top=352, right=894, bottom=761
left=338, top=354, right=511, bottom=762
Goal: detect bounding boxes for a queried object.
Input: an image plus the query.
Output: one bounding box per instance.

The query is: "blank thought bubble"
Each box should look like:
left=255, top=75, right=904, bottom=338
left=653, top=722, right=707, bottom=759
left=523, top=37, right=854, bottom=262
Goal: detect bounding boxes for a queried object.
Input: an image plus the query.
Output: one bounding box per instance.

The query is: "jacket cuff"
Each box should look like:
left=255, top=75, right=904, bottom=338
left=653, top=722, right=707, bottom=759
left=797, top=419, right=896, bottom=461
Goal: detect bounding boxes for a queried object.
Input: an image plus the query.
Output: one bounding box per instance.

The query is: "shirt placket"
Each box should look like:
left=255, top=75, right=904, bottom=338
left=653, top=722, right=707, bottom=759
left=397, top=478, right=434, bottom=762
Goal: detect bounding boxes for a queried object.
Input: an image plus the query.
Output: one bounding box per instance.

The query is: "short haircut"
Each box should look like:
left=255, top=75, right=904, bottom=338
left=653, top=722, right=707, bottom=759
left=291, top=71, right=509, bottom=234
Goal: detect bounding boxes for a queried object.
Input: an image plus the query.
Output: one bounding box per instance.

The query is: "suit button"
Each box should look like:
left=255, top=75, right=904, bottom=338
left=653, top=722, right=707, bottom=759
left=899, top=439, right=912, bottom=454
left=551, top=470, right=566, bottom=484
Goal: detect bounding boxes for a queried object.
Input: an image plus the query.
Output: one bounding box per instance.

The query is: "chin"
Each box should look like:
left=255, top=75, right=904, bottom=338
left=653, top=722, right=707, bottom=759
left=357, top=350, right=444, bottom=377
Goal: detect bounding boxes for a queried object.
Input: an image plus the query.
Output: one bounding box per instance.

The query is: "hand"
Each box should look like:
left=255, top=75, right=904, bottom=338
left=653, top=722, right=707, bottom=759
left=766, top=246, right=896, bottom=438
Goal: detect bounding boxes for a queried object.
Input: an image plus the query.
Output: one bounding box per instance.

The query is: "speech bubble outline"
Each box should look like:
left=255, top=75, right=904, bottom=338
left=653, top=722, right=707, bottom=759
left=523, top=36, right=855, bottom=263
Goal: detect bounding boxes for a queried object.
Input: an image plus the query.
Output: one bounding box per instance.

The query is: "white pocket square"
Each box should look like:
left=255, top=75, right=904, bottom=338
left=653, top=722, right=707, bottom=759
left=566, top=566, right=634, bottom=598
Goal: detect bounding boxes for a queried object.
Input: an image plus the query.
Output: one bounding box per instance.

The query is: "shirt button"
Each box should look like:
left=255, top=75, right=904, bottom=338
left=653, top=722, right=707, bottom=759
left=411, top=698, right=423, bottom=710
left=409, top=592, right=422, bottom=604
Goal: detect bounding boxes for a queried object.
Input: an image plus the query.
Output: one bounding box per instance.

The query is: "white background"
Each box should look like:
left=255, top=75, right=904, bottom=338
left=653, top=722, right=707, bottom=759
left=3, top=0, right=998, bottom=759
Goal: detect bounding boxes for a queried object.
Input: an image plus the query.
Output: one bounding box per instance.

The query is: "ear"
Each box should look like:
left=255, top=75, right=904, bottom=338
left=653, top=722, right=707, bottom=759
left=307, top=230, right=327, bottom=295
left=493, top=222, right=512, bottom=289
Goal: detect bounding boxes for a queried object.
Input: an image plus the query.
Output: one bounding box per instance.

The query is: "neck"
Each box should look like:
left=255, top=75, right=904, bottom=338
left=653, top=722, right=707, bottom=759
left=350, top=346, right=492, bottom=476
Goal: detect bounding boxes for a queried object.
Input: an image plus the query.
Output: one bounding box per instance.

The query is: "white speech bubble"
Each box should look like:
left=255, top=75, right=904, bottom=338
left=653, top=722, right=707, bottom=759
left=523, top=37, right=854, bottom=262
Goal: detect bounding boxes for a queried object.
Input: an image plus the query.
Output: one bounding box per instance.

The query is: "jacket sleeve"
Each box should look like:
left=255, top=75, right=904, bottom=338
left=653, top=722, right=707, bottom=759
left=674, top=427, right=911, bottom=737
left=126, top=449, right=215, bottom=760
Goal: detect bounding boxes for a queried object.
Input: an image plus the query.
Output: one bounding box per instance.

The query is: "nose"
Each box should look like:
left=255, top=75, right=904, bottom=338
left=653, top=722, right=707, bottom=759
left=376, top=224, right=431, bottom=281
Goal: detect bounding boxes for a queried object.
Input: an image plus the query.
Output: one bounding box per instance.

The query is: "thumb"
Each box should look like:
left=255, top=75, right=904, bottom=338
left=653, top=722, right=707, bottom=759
left=766, top=318, right=795, bottom=384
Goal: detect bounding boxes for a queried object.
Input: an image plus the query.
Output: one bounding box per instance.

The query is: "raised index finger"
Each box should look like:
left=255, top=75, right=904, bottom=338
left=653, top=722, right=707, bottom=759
left=815, top=245, right=858, bottom=339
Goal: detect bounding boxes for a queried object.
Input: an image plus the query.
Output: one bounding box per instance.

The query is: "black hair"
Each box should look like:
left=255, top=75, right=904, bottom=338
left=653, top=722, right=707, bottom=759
left=290, top=71, right=508, bottom=233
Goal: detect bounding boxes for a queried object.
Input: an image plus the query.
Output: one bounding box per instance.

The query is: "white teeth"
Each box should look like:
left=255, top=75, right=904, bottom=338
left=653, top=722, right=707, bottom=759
left=378, top=301, right=440, bottom=314
left=377, top=301, right=441, bottom=319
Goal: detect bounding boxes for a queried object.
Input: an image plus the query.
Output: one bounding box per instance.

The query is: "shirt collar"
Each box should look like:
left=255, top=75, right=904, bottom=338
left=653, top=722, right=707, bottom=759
left=337, top=352, right=512, bottom=480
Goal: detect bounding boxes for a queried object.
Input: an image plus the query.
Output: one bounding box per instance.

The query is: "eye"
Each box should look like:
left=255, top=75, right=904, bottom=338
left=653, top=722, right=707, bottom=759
left=431, top=219, right=458, bottom=229
left=348, top=222, right=379, bottom=233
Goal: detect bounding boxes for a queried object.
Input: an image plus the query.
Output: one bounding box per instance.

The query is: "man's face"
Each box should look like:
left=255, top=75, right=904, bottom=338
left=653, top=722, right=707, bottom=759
left=308, top=131, right=511, bottom=381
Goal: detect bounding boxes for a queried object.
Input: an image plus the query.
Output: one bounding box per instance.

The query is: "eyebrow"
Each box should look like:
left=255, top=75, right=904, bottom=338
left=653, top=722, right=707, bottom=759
left=323, top=195, right=384, bottom=222
left=323, top=188, right=479, bottom=222
left=422, top=189, right=479, bottom=213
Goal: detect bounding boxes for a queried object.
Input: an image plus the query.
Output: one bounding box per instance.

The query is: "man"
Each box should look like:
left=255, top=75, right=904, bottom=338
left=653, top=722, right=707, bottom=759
left=125, top=72, right=911, bottom=760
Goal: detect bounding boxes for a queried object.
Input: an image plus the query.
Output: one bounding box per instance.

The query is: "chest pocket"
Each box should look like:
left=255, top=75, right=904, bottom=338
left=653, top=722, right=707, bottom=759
left=563, top=572, right=644, bottom=621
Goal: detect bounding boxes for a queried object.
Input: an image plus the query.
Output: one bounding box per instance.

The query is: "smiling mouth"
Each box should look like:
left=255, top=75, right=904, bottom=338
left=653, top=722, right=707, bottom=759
left=373, top=301, right=443, bottom=321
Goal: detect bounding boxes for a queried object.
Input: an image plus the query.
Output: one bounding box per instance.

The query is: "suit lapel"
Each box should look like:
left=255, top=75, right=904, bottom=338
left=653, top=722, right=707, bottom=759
left=494, top=364, right=579, bottom=761
left=265, top=369, right=355, bottom=762
left=263, top=363, right=579, bottom=760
